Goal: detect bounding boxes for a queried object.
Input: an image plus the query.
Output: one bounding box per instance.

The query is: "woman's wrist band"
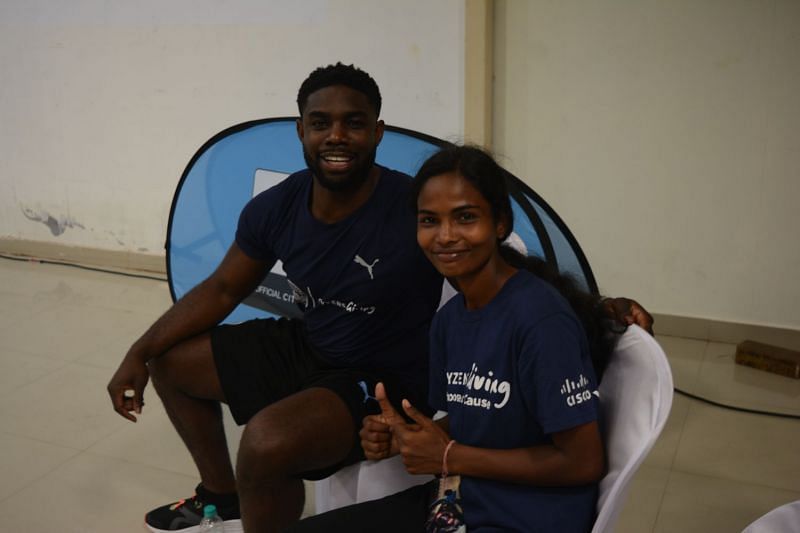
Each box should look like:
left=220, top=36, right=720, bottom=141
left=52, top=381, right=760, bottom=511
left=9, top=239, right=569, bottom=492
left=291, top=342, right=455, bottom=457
left=442, top=439, right=456, bottom=478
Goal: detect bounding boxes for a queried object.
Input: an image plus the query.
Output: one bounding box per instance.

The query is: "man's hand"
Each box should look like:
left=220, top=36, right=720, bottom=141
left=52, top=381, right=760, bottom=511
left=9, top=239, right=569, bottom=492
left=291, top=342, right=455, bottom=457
left=359, top=382, right=400, bottom=460
left=392, top=399, right=451, bottom=476
left=107, top=352, right=149, bottom=422
left=603, top=297, right=654, bottom=335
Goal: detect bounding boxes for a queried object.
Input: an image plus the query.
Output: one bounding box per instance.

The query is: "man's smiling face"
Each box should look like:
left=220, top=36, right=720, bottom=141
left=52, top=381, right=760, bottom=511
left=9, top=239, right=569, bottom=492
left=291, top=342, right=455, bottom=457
left=297, top=85, right=384, bottom=192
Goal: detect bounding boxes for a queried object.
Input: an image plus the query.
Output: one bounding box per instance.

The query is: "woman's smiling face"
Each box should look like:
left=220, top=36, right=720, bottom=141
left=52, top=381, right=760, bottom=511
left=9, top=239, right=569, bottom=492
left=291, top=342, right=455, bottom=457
left=416, top=171, right=506, bottom=280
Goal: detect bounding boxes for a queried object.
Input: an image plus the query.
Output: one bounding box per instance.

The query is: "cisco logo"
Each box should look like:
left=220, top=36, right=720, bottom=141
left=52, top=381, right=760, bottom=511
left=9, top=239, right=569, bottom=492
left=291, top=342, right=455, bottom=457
left=559, top=374, right=597, bottom=407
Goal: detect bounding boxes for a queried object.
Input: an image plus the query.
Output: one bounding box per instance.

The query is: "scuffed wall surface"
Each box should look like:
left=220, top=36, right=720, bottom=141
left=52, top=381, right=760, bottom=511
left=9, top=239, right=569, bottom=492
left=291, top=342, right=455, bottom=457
left=0, top=0, right=465, bottom=254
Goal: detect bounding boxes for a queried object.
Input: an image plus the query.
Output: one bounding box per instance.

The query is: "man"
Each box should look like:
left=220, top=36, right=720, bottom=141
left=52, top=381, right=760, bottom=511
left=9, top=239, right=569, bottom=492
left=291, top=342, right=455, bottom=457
left=108, top=63, right=442, bottom=533
left=107, top=63, right=652, bottom=533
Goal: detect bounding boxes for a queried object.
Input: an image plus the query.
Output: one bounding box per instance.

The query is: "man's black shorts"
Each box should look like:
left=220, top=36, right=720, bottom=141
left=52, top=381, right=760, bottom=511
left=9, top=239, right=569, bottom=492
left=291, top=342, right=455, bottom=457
left=209, top=317, right=428, bottom=480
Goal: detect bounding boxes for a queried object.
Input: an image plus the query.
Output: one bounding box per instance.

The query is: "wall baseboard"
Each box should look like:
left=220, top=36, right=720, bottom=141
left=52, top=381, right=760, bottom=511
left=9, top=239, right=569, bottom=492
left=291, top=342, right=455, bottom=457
left=653, top=313, right=800, bottom=351
left=0, top=238, right=166, bottom=275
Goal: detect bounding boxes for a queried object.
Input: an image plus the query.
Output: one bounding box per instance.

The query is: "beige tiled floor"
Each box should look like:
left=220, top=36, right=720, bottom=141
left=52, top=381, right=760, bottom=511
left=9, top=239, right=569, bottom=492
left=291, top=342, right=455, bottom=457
left=0, top=258, right=798, bottom=532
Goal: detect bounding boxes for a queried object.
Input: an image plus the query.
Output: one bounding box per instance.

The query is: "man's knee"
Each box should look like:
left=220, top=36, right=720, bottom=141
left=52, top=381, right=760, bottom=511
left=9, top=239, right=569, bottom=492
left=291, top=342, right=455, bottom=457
left=147, top=350, right=172, bottom=386
left=147, top=350, right=175, bottom=391
left=236, top=421, right=296, bottom=484
left=147, top=342, right=189, bottom=388
left=236, top=390, right=356, bottom=485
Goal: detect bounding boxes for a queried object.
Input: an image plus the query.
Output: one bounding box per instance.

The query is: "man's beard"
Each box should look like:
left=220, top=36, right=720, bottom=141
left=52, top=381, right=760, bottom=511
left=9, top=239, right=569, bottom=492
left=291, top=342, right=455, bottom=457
left=303, top=146, right=378, bottom=193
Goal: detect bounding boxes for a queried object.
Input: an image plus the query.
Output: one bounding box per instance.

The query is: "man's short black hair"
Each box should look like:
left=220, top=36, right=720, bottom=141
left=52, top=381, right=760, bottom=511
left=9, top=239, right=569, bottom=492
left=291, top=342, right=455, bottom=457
left=297, top=62, right=382, bottom=117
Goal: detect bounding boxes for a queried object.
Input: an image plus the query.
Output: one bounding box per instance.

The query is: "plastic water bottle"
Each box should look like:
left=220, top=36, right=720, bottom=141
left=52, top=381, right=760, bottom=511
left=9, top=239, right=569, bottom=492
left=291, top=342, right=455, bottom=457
left=198, top=504, right=224, bottom=532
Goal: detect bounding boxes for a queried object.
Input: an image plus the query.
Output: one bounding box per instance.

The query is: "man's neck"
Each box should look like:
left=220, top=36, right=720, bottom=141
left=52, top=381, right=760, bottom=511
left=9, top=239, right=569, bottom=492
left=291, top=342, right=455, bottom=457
left=309, top=165, right=381, bottom=224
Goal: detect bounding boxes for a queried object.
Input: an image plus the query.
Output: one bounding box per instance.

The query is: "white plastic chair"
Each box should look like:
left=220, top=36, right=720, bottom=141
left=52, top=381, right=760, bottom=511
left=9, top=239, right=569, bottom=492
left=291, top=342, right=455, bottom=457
left=592, top=324, right=674, bottom=533
left=314, top=455, right=430, bottom=514
left=742, top=500, right=800, bottom=533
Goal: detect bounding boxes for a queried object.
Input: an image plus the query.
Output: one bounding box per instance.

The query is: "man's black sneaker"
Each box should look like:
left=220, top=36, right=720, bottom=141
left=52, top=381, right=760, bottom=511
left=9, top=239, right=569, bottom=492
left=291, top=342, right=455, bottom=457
left=144, top=484, right=242, bottom=533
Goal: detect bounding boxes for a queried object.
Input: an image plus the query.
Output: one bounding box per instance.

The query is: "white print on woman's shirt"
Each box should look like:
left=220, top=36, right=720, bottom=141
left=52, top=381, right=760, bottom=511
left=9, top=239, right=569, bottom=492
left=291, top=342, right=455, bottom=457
left=560, top=374, right=600, bottom=407
left=446, top=363, right=511, bottom=410
left=446, top=365, right=598, bottom=411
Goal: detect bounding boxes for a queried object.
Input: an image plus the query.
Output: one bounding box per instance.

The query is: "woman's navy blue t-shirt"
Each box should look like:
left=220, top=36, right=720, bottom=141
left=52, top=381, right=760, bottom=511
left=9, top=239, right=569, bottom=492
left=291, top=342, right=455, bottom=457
left=429, top=270, right=599, bottom=533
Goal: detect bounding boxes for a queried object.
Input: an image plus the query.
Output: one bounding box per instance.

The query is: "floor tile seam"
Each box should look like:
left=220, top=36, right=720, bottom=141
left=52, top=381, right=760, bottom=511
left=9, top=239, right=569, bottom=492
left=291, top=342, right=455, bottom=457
left=71, top=357, right=120, bottom=371
left=626, top=462, right=672, bottom=533
left=670, top=466, right=800, bottom=494
left=79, top=416, right=156, bottom=457
left=0, top=333, right=113, bottom=358
left=0, top=413, right=128, bottom=452
left=648, top=466, right=675, bottom=533
left=0, top=345, right=71, bottom=360
left=0, top=426, right=87, bottom=452
left=0, top=350, right=70, bottom=390
left=1, top=331, right=109, bottom=349
left=655, top=395, right=693, bottom=472
left=0, top=448, right=83, bottom=505
left=0, top=288, right=52, bottom=301
left=650, top=469, right=800, bottom=533
left=666, top=465, right=800, bottom=494
left=80, top=448, right=200, bottom=480
left=0, top=309, right=53, bottom=329
left=0, top=343, right=126, bottom=366
left=0, top=370, right=69, bottom=400
left=672, top=398, right=800, bottom=491
left=0, top=360, right=109, bottom=395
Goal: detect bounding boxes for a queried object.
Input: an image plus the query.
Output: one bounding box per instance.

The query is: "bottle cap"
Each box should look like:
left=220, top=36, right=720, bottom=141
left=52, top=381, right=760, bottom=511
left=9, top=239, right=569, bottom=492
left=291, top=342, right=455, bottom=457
left=203, top=504, right=217, bottom=518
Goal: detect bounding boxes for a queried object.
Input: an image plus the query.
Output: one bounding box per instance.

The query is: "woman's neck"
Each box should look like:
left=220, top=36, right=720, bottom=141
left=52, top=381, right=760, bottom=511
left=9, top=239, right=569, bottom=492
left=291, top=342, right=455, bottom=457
left=457, top=257, right=518, bottom=311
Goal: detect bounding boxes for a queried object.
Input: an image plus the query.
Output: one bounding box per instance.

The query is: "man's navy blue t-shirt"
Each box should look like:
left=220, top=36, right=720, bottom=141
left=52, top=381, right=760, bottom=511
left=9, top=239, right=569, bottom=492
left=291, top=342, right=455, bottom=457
left=236, top=166, right=442, bottom=378
left=429, top=270, right=599, bottom=533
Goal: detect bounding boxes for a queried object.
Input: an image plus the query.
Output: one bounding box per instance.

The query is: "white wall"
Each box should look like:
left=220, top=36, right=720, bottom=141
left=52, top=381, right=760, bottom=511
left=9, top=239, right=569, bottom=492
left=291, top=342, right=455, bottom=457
left=0, top=0, right=465, bottom=254
left=495, top=0, right=800, bottom=330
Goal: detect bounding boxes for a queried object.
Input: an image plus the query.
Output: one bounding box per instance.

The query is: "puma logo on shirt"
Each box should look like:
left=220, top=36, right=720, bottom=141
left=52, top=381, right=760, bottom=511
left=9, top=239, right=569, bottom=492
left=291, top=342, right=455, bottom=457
left=354, top=255, right=380, bottom=280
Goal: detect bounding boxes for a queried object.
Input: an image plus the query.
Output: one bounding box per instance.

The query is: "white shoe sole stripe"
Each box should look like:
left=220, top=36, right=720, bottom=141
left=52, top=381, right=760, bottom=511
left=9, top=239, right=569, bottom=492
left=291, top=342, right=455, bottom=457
left=144, top=518, right=243, bottom=533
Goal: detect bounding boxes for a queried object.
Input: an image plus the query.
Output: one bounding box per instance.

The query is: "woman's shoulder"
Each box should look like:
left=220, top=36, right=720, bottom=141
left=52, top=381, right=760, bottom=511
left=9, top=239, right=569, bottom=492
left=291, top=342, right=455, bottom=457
left=503, top=270, right=580, bottom=327
left=507, top=269, right=570, bottom=305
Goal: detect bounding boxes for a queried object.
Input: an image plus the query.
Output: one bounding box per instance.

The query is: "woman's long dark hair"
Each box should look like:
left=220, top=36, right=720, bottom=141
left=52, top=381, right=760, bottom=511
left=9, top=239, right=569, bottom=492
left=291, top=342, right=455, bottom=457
left=412, top=144, right=622, bottom=380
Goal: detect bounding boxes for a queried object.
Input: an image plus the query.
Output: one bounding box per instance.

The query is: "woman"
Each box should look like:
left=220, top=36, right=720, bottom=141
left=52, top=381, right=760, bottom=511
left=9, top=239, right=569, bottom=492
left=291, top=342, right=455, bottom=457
left=289, top=145, right=619, bottom=532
